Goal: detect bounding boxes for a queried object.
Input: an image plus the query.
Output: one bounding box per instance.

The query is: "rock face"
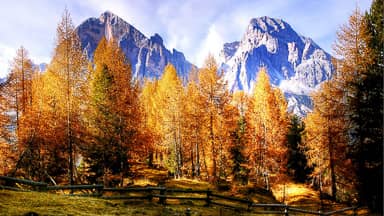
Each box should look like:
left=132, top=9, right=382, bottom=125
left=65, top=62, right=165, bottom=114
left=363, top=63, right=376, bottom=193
left=77, top=12, right=333, bottom=116
left=76, top=11, right=193, bottom=80
left=220, top=16, right=334, bottom=115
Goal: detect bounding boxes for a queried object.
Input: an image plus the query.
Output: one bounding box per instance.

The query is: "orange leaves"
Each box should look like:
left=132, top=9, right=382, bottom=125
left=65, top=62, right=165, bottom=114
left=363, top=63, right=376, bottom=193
left=246, top=67, right=289, bottom=188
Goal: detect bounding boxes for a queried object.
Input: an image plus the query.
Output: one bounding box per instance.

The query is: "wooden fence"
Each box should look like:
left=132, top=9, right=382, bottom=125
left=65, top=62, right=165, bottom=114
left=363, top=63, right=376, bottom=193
left=0, top=176, right=360, bottom=215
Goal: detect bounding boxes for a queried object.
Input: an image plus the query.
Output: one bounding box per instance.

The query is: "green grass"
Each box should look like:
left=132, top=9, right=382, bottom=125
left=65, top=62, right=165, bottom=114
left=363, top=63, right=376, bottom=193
left=0, top=164, right=369, bottom=216
left=0, top=189, right=245, bottom=216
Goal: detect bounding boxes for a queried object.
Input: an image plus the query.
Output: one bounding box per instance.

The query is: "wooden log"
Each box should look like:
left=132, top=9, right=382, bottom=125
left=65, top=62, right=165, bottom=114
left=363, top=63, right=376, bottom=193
left=103, top=187, right=149, bottom=192
left=47, top=184, right=104, bottom=191
left=323, top=207, right=356, bottom=216
left=210, top=201, right=243, bottom=210
left=165, top=188, right=209, bottom=194
left=0, top=185, right=28, bottom=191
left=102, top=195, right=148, bottom=200
left=211, top=193, right=251, bottom=204
left=152, top=194, right=206, bottom=201
left=0, top=176, right=47, bottom=187
left=251, top=203, right=286, bottom=208
left=288, top=207, right=323, bottom=215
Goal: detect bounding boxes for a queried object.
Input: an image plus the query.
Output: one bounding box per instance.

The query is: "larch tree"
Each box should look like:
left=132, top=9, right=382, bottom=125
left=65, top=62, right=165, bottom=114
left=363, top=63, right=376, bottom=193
left=0, top=80, right=14, bottom=175
left=48, top=8, right=89, bottom=185
left=7, top=47, right=34, bottom=138
left=156, top=64, right=184, bottom=178
left=183, top=68, right=206, bottom=178
left=198, top=55, right=233, bottom=182
left=229, top=91, right=249, bottom=184
left=333, top=2, right=383, bottom=210
left=5, top=47, right=40, bottom=178
left=247, top=67, right=288, bottom=190
left=139, top=79, right=159, bottom=167
left=304, top=77, right=351, bottom=201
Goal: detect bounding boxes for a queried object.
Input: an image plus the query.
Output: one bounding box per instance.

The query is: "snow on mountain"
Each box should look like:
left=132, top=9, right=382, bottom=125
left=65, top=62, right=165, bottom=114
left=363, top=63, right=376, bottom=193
left=76, top=11, right=193, bottom=80
left=219, top=16, right=334, bottom=116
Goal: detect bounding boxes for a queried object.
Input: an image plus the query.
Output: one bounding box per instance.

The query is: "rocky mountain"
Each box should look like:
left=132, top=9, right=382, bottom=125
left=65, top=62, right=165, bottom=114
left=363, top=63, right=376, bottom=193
left=220, top=16, right=334, bottom=115
left=76, top=11, right=193, bottom=80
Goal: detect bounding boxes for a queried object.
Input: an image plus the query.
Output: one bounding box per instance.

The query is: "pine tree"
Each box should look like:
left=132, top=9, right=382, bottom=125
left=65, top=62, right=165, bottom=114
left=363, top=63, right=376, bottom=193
left=350, top=1, right=383, bottom=211
left=86, top=37, right=140, bottom=186
left=329, top=4, right=382, bottom=208
left=286, top=115, right=310, bottom=182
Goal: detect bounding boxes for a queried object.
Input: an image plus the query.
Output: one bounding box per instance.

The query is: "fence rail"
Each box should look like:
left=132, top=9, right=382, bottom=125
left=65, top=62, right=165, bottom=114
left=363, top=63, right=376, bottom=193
left=0, top=176, right=360, bottom=215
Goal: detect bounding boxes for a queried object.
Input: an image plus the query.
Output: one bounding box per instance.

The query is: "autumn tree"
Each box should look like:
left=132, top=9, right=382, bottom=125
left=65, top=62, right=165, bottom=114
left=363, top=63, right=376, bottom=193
left=182, top=68, right=205, bottom=178
left=7, top=47, right=34, bottom=138
left=246, top=68, right=288, bottom=190
left=304, top=75, right=355, bottom=201
left=3, top=47, right=45, bottom=179
left=47, top=9, right=89, bottom=185
left=0, top=80, right=14, bottom=175
left=139, top=79, right=159, bottom=167
left=332, top=2, right=383, bottom=210
left=229, top=91, right=249, bottom=184
left=155, top=64, right=184, bottom=178
left=198, top=55, right=235, bottom=182
left=85, top=37, right=141, bottom=186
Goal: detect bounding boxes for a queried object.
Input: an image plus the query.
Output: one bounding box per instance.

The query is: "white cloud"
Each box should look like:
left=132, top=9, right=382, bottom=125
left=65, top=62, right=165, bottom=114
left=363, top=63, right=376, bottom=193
left=195, top=25, right=225, bottom=67
left=0, top=0, right=373, bottom=78
left=0, top=44, right=16, bottom=78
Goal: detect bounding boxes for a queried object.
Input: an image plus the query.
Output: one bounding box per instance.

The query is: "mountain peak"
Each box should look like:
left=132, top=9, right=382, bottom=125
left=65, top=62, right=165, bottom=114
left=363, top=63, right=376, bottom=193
left=99, top=11, right=124, bottom=25
left=150, top=33, right=163, bottom=45
left=100, top=10, right=117, bottom=19
left=221, top=16, right=334, bottom=116
left=77, top=11, right=193, bottom=80
left=248, top=16, right=288, bottom=33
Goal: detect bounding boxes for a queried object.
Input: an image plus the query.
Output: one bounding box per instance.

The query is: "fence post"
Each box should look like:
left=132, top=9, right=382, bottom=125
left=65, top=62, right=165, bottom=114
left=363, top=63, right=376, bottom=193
left=318, top=210, right=323, bottom=216
left=159, top=187, right=166, bottom=205
left=247, top=198, right=252, bottom=211
left=284, top=204, right=289, bottom=216
left=38, top=183, right=48, bottom=192
left=353, top=206, right=357, bottom=216
left=205, top=189, right=211, bottom=207
left=146, top=187, right=153, bottom=202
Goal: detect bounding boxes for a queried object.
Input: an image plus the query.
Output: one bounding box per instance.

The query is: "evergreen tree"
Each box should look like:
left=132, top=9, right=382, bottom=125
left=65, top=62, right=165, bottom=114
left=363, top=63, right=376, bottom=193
left=86, top=37, right=141, bottom=186
left=352, top=0, right=383, bottom=211
left=286, top=115, right=310, bottom=182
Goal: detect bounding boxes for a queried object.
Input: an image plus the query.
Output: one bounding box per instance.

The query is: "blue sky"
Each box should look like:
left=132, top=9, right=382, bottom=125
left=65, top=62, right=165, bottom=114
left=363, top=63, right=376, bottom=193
left=0, top=0, right=372, bottom=78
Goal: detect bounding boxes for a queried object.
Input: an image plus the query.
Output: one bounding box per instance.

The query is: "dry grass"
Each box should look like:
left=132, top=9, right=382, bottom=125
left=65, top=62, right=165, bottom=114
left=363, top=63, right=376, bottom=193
left=165, top=178, right=214, bottom=190
left=272, top=182, right=319, bottom=205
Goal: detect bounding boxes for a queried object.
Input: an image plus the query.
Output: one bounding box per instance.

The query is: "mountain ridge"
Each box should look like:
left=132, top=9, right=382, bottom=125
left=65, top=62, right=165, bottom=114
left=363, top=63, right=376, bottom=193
left=77, top=11, right=194, bottom=80
left=219, top=16, right=334, bottom=115
left=76, top=11, right=333, bottom=116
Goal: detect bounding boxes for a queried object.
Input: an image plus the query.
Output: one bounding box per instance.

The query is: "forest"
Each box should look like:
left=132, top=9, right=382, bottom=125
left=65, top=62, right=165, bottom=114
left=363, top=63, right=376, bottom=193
left=0, top=0, right=382, bottom=213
